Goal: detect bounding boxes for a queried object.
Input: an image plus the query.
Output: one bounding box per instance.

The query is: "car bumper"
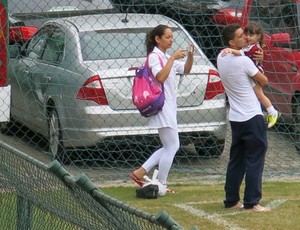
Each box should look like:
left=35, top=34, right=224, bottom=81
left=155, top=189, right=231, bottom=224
left=61, top=98, right=227, bottom=148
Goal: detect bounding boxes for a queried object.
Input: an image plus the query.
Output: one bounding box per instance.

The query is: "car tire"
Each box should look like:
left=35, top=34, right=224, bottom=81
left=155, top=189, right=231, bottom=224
left=194, top=138, right=225, bottom=158
left=292, top=95, right=300, bottom=154
left=47, top=108, right=67, bottom=163
left=0, top=118, right=18, bottom=136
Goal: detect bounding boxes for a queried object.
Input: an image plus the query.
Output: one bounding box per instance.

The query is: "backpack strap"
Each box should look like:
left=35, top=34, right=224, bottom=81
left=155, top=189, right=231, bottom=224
left=145, top=52, right=165, bottom=91
left=145, top=52, right=164, bottom=68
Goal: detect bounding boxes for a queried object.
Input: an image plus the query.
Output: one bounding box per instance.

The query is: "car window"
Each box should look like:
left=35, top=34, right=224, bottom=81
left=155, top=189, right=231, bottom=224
left=8, top=0, right=113, bottom=13
left=27, top=26, right=53, bottom=59
left=80, top=28, right=199, bottom=61
left=41, top=28, right=65, bottom=64
left=27, top=34, right=48, bottom=59
left=250, top=0, right=299, bottom=48
left=80, top=30, right=146, bottom=61
left=170, top=30, right=196, bottom=53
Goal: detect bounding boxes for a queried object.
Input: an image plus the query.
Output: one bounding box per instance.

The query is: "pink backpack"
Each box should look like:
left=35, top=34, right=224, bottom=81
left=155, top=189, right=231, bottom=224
left=132, top=53, right=164, bottom=117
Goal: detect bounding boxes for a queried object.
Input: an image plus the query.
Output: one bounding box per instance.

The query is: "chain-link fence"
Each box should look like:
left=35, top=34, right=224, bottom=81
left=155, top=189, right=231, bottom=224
left=1, top=0, right=300, bottom=185
left=1, top=140, right=198, bottom=230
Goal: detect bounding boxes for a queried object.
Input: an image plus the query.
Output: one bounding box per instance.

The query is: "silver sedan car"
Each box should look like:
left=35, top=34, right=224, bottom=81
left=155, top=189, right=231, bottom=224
left=6, top=13, right=227, bottom=162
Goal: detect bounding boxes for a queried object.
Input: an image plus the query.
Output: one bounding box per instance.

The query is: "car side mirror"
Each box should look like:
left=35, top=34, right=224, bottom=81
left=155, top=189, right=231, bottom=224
left=9, top=43, right=21, bottom=59
left=270, top=33, right=291, bottom=47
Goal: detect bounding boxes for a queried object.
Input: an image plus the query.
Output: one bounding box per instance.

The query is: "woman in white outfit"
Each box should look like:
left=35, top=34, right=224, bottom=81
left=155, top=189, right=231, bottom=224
left=130, top=24, right=194, bottom=192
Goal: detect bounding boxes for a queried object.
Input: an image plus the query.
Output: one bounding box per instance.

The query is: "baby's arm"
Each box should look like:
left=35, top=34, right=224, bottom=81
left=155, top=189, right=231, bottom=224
left=221, top=48, right=244, bottom=57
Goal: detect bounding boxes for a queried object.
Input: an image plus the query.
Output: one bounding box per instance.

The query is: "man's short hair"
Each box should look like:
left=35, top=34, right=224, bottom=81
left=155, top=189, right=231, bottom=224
left=222, top=24, right=241, bottom=46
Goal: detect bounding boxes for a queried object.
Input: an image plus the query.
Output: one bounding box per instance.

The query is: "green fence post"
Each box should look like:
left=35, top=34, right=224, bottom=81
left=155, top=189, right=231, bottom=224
left=155, top=210, right=182, bottom=230
left=17, top=196, right=32, bottom=230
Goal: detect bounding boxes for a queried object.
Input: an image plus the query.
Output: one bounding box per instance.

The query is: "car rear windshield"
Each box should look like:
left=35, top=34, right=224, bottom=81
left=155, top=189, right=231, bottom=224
left=79, top=28, right=196, bottom=61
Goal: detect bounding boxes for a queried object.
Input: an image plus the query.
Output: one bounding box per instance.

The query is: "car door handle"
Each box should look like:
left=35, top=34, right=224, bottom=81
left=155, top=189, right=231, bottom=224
left=291, top=65, right=298, bottom=73
left=44, top=76, right=52, bottom=81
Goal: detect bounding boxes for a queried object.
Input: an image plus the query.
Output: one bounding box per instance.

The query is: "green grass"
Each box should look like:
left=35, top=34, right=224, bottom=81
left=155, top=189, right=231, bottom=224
left=101, top=181, right=300, bottom=230
left=0, top=191, right=82, bottom=230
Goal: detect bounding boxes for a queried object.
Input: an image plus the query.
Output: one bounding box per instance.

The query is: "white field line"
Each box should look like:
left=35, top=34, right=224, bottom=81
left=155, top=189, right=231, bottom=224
left=267, top=199, right=287, bottom=209
left=173, top=203, right=246, bottom=230
left=173, top=199, right=287, bottom=230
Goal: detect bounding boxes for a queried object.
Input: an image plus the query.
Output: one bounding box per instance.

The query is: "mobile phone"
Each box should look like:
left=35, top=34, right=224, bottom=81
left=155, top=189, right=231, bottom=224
left=186, top=45, right=192, bottom=53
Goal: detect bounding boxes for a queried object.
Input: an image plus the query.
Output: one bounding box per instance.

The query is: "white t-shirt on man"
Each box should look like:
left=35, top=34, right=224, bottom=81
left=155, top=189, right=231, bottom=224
left=217, top=53, right=263, bottom=122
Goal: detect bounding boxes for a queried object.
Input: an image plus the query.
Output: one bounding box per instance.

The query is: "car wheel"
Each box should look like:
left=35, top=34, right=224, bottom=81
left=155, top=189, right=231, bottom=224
left=292, top=95, right=300, bottom=154
left=47, top=108, right=66, bottom=163
left=194, top=138, right=225, bottom=158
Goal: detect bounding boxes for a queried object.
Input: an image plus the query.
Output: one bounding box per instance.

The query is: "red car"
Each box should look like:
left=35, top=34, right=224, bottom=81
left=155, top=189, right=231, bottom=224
left=213, top=0, right=300, bottom=152
left=8, top=16, right=38, bottom=44
left=0, top=14, right=37, bottom=87
left=9, top=26, right=37, bottom=44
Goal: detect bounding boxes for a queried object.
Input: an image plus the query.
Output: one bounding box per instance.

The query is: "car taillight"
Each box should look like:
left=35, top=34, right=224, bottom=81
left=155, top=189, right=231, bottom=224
left=9, top=26, right=38, bottom=43
left=76, top=75, right=108, bottom=105
left=213, top=9, right=243, bottom=25
left=204, top=69, right=224, bottom=100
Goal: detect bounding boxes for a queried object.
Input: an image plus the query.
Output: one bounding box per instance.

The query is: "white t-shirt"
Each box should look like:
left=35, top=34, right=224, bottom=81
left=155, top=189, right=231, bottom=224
left=148, top=47, right=185, bottom=129
left=217, top=53, right=263, bottom=122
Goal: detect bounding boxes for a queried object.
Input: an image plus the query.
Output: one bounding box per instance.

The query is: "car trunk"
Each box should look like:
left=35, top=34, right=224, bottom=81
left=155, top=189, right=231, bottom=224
left=96, top=64, right=210, bottom=110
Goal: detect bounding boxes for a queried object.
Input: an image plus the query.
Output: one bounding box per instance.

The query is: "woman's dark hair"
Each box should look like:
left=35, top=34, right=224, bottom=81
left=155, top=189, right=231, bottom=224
left=244, top=21, right=265, bottom=47
left=145, top=24, right=170, bottom=54
left=222, top=23, right=241, bottom=47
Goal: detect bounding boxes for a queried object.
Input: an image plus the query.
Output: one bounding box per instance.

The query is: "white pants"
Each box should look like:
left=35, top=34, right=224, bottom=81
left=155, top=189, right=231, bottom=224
left=142, top=127, right=180, bottom=184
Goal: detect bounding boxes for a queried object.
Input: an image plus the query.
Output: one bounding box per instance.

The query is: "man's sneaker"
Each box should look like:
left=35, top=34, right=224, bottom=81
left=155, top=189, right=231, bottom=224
left=267, top=111, right=280, bottom=128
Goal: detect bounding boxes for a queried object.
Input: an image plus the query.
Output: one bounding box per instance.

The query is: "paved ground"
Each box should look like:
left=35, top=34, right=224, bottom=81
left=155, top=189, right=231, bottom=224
left=1, top=122, right=300, bottom=187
